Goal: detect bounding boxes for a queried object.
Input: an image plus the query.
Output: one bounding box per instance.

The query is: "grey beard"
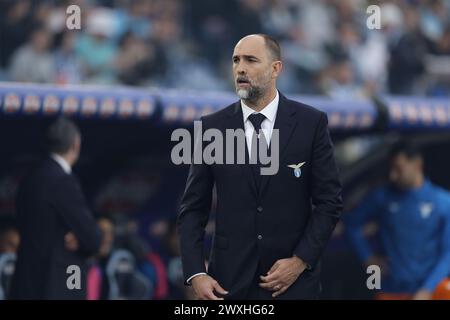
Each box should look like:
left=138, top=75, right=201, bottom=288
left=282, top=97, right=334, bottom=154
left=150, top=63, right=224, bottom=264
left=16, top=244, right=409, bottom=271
left=236, top=85, right=263, bottom=102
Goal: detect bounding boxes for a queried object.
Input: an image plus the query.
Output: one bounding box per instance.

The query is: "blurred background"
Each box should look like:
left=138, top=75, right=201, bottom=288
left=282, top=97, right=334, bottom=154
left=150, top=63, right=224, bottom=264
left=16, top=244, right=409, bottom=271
left=0, top=0, right=450, bottom=299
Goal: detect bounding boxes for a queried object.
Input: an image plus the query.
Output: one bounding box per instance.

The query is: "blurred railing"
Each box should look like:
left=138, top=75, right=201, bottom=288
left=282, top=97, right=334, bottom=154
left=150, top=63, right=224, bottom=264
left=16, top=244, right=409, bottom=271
left=1, top=82, right=449, bottom=131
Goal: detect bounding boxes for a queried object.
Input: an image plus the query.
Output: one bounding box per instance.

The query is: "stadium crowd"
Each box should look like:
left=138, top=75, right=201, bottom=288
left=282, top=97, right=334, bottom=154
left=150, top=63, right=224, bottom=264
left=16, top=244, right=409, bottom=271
left=1, top=0, right=449, bottom=97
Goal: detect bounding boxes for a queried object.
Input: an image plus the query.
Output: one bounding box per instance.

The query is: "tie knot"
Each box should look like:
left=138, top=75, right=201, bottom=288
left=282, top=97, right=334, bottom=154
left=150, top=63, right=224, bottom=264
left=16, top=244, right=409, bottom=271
left=248, top=113, right=266, bottom=132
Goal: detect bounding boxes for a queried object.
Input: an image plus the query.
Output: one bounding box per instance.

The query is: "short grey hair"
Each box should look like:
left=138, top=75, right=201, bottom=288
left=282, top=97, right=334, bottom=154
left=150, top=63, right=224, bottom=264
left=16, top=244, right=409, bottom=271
left=256, top=33, right=281, bottom=61
left=46, top=117, right=80, bottom=154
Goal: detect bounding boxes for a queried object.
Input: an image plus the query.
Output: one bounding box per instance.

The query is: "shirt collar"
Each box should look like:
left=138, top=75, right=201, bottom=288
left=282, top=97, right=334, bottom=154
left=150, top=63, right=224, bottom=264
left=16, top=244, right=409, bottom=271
left=241, top=90, right=279, bottom=123
left=51, top=153, right=72, bottom=174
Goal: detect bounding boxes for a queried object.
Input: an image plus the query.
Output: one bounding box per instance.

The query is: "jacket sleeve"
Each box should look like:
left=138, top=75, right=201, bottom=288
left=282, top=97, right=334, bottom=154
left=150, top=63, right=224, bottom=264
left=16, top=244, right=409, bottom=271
left=52, top=175, right=101, bottom=257
left=343, top=188, right=384, bottom=263
left=294, top=112, right=343, bottom=269
left=421, top=193, right=450, bottom=291
left=177, top=118, right=214, bottom=284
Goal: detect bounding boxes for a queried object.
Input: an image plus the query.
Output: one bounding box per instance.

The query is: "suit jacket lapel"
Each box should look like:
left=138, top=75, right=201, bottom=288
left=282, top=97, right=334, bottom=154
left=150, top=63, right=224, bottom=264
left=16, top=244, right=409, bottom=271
left=259, top=93, right=297, bottom=198
left=226, top=102, right=258, bottom=198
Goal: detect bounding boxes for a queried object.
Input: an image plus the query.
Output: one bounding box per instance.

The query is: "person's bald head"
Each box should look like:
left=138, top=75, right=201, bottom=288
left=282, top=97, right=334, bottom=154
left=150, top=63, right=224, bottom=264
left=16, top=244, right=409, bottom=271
left=235, top=34, right=281, bottom=62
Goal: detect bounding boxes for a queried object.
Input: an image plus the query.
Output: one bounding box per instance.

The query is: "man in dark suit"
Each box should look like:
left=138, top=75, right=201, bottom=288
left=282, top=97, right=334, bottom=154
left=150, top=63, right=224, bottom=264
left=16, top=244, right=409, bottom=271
left=10, top=117, right=100, bottom=299
left=177, top=34, right=343, bottom=300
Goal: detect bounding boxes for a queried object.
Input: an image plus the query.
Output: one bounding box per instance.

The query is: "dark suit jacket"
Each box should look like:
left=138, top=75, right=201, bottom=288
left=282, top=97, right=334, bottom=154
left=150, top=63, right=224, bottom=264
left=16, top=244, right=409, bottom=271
left=10, top=157, right=100, bottom=299
left=178, top=93, right=343, bottom=299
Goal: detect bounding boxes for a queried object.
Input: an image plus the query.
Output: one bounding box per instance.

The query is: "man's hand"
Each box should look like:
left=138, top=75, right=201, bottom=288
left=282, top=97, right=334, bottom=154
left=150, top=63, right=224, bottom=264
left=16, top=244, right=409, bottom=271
left=191, top=274, right=228, bottom=300
left=413, top=289, right=433, bottom=300
left=64, top=232, right=79, bottom=251
left=259, top=256, right=307, bottom=298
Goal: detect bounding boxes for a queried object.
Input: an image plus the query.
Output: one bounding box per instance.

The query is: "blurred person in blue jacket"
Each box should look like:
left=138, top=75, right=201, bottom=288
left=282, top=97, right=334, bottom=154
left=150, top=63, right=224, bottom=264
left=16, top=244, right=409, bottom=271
left=345, top=141, right=450, bottom=300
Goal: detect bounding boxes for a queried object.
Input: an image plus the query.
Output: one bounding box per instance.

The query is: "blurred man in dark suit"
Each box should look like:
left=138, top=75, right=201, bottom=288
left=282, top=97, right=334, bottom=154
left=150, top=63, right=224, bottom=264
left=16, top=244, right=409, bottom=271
left=10, top=117, right=100, bottom=299
left=178, top=34, right=343, bottom=300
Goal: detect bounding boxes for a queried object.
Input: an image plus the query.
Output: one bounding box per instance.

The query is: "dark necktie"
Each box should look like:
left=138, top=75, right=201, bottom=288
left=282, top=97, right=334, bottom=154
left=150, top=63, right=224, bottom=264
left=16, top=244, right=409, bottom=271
left=248, top=113, right=268, bottom=190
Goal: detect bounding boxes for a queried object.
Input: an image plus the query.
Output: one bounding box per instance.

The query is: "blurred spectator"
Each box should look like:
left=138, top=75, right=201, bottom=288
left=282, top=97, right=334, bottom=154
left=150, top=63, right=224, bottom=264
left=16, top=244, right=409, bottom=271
left=321, top=58, right=367, bottom=100
left=0, top=218, right=19, bottom=254
left=419, top=0, right=448, bottom=42
left=33, top=1, right=53, bottom=27
left=280, top=25, right=327, bottom=94
left=387, top=6, right=428, bottom=94
left=114, top=0, right=154, bottom=41
left=1, top=0, right=450, bottom=95
left=88, top=214, right=169, bottom=300
left=163, top=220, right=195, bottom=299
left=233, top=0, right=265, bottom=39
left=353, top=30, right=389, bottom=95
left=0, top=1, right=33, bottom=71
left=187, top=0, right=235, bottom=65
left=261, top=0, right=297, bottom=39
left=9, top=26, right=55, bottom=83
left=87, top=216, right=155, bottom=300
left=54, top=31, right=83, bottom=85
left=114, top=32, right=166, bottom=86
left=87, top=216, right=115, bottom=300
left=344, top=142, right=450, bottom=300
left=75, top=9, right=117, bottom=84
left=119, top=217, right=168, bottom=299
left=0, top=217, right=18, bottom=300
left=98, top=217, right=115, bottom=258
left=298, top=0, right=335, bottom=51
left=433, top=24, right=450, bottom=55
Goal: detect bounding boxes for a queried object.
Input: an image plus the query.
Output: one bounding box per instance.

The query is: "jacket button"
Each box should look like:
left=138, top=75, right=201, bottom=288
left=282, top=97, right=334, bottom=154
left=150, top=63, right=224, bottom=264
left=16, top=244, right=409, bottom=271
left=257, top=206, right=263, bottom=212
left=257, top=235, right=263, bottom=240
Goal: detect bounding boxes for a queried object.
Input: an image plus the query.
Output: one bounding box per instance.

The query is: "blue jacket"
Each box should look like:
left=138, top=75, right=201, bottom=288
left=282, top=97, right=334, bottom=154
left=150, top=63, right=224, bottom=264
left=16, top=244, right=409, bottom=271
left=345, top=179, right=450, bottom=293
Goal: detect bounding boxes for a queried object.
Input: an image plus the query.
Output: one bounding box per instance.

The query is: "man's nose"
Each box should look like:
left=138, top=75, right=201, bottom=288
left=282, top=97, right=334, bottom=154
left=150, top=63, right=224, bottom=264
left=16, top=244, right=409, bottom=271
left=235, top=63, right=247, bottom=75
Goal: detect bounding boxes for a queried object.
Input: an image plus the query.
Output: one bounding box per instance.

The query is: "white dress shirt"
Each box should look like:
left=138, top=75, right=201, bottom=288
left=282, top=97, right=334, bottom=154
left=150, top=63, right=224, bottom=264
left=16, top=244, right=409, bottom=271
left=241, top=90, right=279, bottom=158
left=186, top=91, right=280, bottom=285
left=51, top=153, right=72, bottom=174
